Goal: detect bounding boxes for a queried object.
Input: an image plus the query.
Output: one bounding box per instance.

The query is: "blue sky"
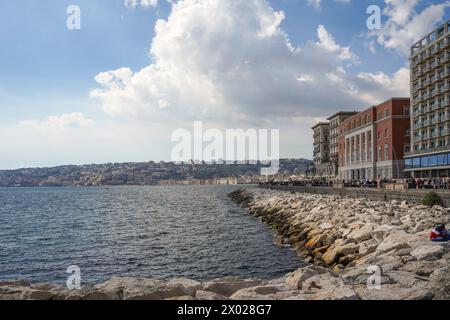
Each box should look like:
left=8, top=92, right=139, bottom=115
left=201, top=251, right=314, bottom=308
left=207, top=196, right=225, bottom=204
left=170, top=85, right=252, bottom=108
left=0, top=0, right=449, bottom=169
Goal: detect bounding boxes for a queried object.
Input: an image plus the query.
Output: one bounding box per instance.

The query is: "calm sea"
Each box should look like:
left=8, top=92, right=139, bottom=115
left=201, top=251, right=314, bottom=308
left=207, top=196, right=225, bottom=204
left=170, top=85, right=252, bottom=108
left=0, top=186, right=302, bottom=285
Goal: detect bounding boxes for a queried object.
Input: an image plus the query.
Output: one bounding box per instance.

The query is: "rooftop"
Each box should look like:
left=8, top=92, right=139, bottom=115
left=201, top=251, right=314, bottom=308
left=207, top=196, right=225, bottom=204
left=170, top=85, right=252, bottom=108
left=411, top=19, right=450, bottom=57
left=312, top=122, right=330, bottom=130
left=327, top=111, right=358, bottom=121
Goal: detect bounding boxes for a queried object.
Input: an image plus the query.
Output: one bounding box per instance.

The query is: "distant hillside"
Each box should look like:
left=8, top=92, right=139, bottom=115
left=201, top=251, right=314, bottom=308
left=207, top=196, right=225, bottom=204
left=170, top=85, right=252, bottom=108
left=0, top=159, right=313, bottom=187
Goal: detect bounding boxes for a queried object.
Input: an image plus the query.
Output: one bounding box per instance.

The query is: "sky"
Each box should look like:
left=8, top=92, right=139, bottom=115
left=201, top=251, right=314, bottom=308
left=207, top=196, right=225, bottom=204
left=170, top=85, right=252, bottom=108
left=0, top=0, right=450, bottom=169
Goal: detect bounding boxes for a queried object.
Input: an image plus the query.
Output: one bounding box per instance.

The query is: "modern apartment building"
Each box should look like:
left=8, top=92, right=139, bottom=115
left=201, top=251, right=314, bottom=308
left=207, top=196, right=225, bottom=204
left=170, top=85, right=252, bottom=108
left=327, top=112, right=358, bottom=176
left=337, top=98, right=411, bottom=181
left=405, top=20, right=450, bottom=178
left=312, top=122, right=333, bottom=177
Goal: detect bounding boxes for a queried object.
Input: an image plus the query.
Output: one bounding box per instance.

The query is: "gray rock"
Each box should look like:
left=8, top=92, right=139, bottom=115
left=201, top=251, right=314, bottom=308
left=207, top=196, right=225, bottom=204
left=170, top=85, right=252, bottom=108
left=195, top=290, right=230, bottom=300
left=410, top=244, right=444, bottom=261
left=202, top=277, right=265, bottom=297
left=428, top=267, right=450, bottom=300
left=355, top=285, right=433, bottom=300
left=167, top=278, right=202, bottom=296
left=285, top=267, right=318, bottom=289
left=376, top=231, right=417, bottom=254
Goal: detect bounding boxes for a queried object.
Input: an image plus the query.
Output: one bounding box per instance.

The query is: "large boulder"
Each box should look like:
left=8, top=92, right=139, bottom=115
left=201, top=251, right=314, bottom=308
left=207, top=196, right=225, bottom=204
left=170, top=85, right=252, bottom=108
left=410, top=244, right=444, bottom=261
left=202, top=277, right=266, bottom=297
left=401, top=259, right=447, bottom=277
left=428, top=267, right=450, bottom=300
left=371, top=225, right=397, bottom=242
left=355, top=285, right=433, bottom=300
left=274, top=290, right=307, bottom=300
left=359, top=239, right=380, bottom=256
left=195, top=290, right=230, bottom=300
left=301, top=273, right=358, bottom=300
left=94, top=277, right=186, bottom=300
left=230, top=285, right=280, bottom=300
left=285, top=267, right=319, bottom=289
left=347, top=223, right=377, bottom=243
left=301, top=273, right=341, bottom=293
left=307, top=286, right=359, bottom=300
left=167, top=278, right=202, bottom=296
left=376, top=231, right=418, bottom=254
left=322, top=243, right=359, bottom=265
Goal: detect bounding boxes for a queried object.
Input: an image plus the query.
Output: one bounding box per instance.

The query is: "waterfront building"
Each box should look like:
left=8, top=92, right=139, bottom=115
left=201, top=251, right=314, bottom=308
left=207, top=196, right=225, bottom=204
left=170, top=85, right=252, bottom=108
left=327, top=112, right=358, bottom=177
left=337, top=98, right=411, bottom=180
left=405, top=20, right=450, bottom=178
left=312, top=122, right=333, bottom=178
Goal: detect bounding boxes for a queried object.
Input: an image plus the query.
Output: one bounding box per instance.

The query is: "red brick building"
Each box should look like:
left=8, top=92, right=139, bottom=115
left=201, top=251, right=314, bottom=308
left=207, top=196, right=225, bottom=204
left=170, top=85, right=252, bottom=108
left=337, top=98, right=411, bottom=180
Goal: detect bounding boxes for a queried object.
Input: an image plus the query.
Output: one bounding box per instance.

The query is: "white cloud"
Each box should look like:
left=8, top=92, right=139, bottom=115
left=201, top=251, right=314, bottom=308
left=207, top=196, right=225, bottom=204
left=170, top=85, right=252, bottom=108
left=92, top=0, right=406, bottom=127
left=124, top=0, right=158, bottom=8
left=371, top=0, right=450, bottom=57
left=307, top=0, right=351, bottom=11
left=356, top=67, right=410, bottom=103
left=20, top=113, right=94, bottom=130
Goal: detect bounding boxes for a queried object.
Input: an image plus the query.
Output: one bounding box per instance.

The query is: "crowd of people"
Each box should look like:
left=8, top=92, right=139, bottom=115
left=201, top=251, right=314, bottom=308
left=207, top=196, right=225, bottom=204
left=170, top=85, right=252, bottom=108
left=406, top=177, right=450, bottom=189
left=261, top=177, right=450, bottom=190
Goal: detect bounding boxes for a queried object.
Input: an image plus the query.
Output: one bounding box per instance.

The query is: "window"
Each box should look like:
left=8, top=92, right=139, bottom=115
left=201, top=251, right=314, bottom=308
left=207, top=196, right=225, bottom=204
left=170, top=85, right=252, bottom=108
left=421, top=156, right=429, bottom=167
left=405, top=158, right=412, bottom=169
left=377, top=112, right=381, bottom=121
left=404, top=145, right=411, bottom=153
left=378, top=147, right=382, bottom=161
left=438, top=154, right=447, bottom=166
left=429, top=155, right=438, bottom=167
left=405, top=129, right=410, bottom=137
left=384, top=109, right=390, bottom=118
left=385, top=129, right=389, bottom=138
left=384, top=144, right=389, bottom=161
left=378, top=131, right=381, bottom=140
left=413, top=157, right=421, bottom=168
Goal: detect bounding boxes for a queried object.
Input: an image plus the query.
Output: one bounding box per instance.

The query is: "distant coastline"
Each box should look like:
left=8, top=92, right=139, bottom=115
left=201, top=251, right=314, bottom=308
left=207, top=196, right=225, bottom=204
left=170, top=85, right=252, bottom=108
left=0, top=159, right=312, bottom=188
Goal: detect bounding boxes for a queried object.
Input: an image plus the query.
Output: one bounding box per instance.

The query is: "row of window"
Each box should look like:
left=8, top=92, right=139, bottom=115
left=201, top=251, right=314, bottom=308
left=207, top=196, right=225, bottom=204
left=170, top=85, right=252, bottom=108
left=340, top=107, right=410, bottom=135
left=405, top=153, right=450, bottom=169
left=413, top=139, right=449, bottom=151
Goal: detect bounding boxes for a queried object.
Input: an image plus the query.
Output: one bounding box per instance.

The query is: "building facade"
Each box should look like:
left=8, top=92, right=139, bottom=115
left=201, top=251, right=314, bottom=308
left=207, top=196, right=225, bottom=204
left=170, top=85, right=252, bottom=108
left=312, top=122, right=333, bottom=177
left=405, top=20, right=450, bottom=178
left=327, top=112, right=358, bottom=177
left=338, top=98, right=411, bottom=181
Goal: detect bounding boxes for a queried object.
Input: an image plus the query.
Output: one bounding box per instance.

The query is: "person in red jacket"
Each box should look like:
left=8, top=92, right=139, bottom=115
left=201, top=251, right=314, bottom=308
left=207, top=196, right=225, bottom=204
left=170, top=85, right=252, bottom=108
left=430, top=224, right=449, bottom=242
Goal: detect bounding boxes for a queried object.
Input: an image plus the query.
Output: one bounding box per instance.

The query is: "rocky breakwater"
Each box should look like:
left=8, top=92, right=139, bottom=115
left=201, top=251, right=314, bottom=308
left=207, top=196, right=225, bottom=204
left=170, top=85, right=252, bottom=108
left=229, top=188, right=450, bottom=300
left=3, top=188, right=450, bottom=300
